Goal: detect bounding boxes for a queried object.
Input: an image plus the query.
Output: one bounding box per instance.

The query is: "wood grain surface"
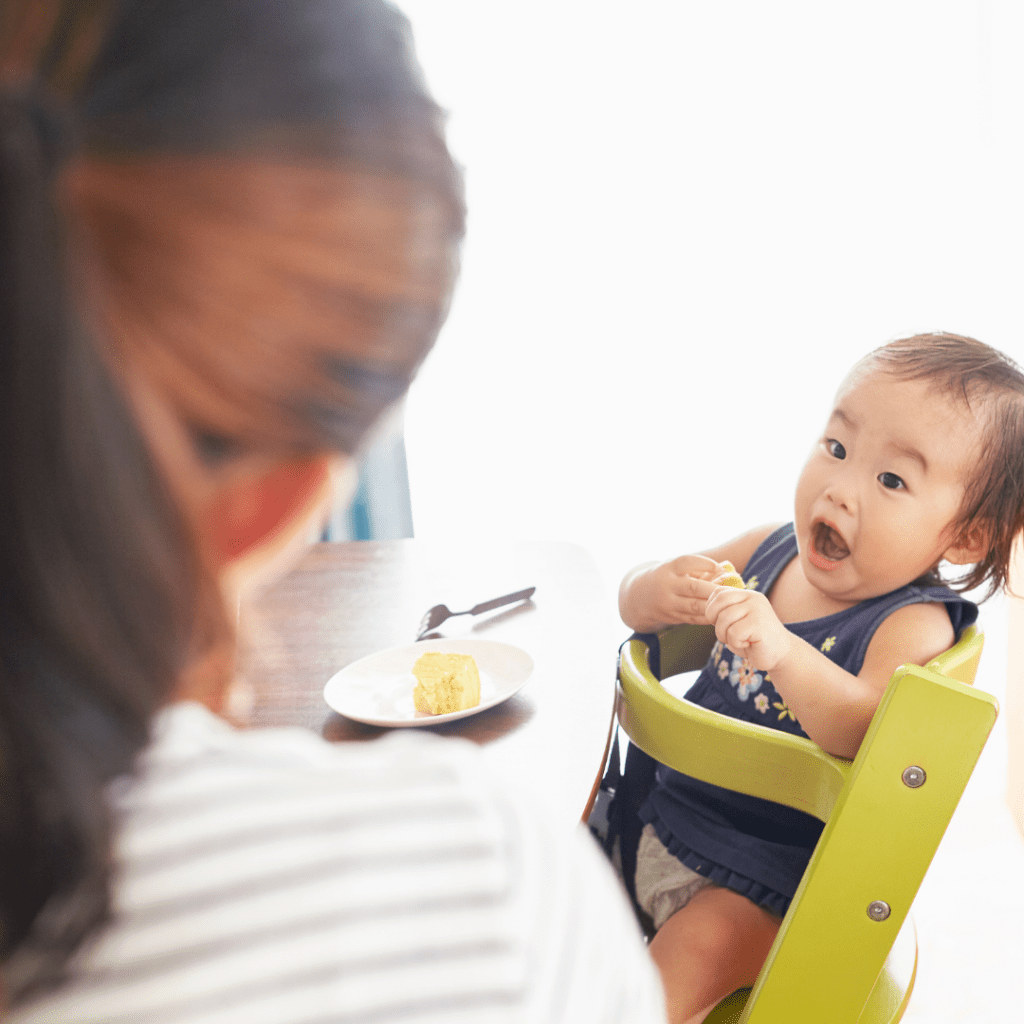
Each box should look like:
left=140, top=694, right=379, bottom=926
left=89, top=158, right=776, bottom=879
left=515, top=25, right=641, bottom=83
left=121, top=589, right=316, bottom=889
left=241, top=539, right=623, bottom=825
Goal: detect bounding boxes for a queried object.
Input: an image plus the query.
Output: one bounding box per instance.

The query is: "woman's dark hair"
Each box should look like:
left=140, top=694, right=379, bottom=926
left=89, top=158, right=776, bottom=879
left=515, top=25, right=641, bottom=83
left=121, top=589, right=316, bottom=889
left=863, top=332, right=1024, bottom=599
left=0, top=0, right=464, bottom=1002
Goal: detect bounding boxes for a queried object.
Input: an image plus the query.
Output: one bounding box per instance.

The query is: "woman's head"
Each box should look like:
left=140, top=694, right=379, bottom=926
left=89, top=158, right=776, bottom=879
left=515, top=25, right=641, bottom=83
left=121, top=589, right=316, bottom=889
left=0, top=0, right=463, bottom=1000
left=805, top=333, right=1024, bottom=601
left=69, top=0, right=464, bottom=545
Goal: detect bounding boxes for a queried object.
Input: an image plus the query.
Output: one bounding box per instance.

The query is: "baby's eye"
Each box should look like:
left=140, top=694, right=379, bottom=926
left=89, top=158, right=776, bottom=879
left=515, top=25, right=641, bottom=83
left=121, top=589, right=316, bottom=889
left=825, top=439, right=846, bottom=459
left=879, top=472, right=905, bottom=490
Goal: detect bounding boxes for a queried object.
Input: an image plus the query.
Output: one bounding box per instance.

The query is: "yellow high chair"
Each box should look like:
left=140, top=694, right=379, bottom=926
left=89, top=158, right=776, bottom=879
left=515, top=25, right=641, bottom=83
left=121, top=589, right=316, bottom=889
left=604, top=622, right=996, bottom=1023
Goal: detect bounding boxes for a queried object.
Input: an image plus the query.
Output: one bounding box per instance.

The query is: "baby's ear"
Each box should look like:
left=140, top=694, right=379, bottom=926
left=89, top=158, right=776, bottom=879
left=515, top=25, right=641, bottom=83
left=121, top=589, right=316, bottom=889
left=943, top=523, right=990, bottom=566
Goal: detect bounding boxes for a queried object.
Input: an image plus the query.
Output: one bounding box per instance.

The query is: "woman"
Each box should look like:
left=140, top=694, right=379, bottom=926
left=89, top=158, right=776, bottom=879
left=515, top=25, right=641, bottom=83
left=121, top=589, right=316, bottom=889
left=0, top=2, right=665, bottom=1020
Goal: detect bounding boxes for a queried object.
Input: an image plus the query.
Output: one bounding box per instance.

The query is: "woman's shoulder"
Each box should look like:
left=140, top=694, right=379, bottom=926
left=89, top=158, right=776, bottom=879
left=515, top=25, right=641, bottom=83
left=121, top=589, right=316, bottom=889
left=130, top=700, right=488, bottom=802
left=64, top=702, right=666, bottom=1024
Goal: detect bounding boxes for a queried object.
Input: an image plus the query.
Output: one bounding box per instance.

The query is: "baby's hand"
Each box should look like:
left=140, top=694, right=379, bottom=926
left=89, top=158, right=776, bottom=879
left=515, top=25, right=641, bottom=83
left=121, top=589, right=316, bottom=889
left=620, top=554, right=722, bottom=631
left=704, top=586, right=792, bottom=672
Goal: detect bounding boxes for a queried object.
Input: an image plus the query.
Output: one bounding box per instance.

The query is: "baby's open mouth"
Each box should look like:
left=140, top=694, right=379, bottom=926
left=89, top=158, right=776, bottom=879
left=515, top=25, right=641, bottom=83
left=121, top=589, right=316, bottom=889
left=812, top=521, right=850, bottom=562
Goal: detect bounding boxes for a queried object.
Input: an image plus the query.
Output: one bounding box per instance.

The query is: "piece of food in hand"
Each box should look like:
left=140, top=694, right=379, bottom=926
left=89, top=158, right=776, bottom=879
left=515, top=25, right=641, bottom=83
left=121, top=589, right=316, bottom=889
left=412, top=652, right=481, bottom=715
left=714, top=560, right=745, bottom=588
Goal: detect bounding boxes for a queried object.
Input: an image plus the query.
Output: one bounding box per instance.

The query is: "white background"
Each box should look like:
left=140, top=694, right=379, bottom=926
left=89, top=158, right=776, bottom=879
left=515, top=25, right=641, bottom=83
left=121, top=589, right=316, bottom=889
left=392, top=4, right=1024, bottom=1021
left=399, top=0, right=1024, bottom=592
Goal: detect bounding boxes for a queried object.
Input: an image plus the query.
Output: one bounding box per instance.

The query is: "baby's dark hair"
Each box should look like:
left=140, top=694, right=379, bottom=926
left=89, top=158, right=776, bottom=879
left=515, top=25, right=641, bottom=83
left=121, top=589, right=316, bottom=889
left=864, top=332, right=1024, bottom=599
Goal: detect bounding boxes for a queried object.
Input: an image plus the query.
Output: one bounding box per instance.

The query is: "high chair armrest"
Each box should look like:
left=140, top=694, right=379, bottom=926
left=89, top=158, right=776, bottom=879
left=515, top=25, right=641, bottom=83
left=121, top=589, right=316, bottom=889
left=617, top=637, right=850, bottom=822
left=619, top=622, right=987, bottom=824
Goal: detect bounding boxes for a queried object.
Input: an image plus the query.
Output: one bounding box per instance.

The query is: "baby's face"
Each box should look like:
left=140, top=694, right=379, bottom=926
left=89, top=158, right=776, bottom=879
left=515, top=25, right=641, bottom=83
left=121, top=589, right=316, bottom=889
left=793, top=369, right=982, bottom=606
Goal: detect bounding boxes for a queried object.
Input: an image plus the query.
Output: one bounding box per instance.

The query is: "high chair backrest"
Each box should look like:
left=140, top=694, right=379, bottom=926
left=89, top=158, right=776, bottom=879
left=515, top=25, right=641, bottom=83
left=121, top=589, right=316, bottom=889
left=615, top=623, right=996, bottom=1024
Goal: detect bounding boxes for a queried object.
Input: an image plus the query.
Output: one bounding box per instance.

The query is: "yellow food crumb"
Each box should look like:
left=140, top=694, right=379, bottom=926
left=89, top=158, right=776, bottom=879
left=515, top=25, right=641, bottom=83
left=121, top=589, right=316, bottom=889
left=716, top=560, right=745, bottom=589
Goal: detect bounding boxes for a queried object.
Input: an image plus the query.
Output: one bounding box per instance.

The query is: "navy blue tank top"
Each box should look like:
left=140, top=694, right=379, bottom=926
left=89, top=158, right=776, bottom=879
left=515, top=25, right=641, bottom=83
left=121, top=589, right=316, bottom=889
left=639, top=523, right=978, bottom=915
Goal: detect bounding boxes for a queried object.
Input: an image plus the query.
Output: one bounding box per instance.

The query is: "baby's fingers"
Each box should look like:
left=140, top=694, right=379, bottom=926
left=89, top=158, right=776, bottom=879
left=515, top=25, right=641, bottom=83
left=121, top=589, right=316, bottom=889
left=683, top=576, right=718, bottom=602
left=659, top=579, right=718, bottom=624
left=668, top=595, right=714, bottom=625
left=666, top=553, right=723, bottom=581
left=704, top=583, right=751, bottom=619
left=705, top=588, right=755, bottom=648
left=716, top=612, right=755, bottom=652
left=661, top=576, right=717, bottom=616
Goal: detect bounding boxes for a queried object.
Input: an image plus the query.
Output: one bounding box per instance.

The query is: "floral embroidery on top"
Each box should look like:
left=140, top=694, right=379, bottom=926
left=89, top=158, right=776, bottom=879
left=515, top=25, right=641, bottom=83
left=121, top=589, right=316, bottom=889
left=711, top=641, right=723, bottom=665
left=729, top=655, right=763, bottom=701
left=754, top=692, right=769, bottom=713
left=821, top=636, right=836, bottom=653
left=717, top=659, right=730, bottom=680
left=745, top=575, right=759, bottom=591
left=773, top=699, right=796, bottom=722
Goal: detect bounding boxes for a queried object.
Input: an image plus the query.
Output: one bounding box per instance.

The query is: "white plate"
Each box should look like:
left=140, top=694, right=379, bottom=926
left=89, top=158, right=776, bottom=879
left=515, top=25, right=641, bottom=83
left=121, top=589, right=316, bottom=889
left=323, top=638, right=534, bottom=727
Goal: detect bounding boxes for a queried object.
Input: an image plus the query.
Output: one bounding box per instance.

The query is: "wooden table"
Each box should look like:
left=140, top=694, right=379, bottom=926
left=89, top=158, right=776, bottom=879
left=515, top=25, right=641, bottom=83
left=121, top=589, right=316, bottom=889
left=241, top=539, right=624, bottom=825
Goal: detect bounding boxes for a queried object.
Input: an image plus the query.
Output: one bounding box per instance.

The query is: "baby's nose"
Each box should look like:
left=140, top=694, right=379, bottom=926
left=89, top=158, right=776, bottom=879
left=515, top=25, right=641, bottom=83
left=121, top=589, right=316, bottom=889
left=825, top=476, right=856, bottom=512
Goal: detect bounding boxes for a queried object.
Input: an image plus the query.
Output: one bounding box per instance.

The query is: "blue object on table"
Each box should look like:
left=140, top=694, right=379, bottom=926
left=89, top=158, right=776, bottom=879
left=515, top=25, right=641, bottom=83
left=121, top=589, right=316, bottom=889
left=323, top=422, right=414, bottom=541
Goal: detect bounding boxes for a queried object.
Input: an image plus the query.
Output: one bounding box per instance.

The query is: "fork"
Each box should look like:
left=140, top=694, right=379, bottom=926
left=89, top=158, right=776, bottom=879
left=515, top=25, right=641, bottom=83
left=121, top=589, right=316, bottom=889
left=416, top=587, right=536, bottom=640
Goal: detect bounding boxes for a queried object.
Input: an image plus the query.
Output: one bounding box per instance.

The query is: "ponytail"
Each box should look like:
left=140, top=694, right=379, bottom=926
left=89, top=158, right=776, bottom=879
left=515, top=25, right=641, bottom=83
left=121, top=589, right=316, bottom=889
left=0, top=0, right=464, bottom=1004
left=0, top=88, right=197, bottom=1001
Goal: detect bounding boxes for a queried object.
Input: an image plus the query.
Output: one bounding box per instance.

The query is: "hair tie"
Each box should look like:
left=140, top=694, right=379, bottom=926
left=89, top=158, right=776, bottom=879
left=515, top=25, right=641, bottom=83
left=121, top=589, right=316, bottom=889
left=0, top=87, right=75, bottom=179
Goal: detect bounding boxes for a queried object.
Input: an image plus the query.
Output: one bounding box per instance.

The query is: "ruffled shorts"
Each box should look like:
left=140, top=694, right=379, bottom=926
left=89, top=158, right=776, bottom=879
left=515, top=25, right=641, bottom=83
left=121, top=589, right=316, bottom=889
left=634, top=824, right=714, bottom=930
left=634, top=823, right=790, bottom=930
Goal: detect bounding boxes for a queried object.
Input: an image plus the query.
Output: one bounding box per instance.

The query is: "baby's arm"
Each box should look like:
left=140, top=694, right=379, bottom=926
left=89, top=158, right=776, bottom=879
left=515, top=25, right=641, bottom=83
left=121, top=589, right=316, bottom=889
left=618, top=524, right=780, bottom=633
left=705, top=588, right=955, bottom=758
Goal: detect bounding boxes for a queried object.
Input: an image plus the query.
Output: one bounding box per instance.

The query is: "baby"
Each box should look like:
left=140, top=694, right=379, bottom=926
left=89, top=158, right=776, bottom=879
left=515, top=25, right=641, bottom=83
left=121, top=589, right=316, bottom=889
left=617, top=333, right=1024, bottom=1024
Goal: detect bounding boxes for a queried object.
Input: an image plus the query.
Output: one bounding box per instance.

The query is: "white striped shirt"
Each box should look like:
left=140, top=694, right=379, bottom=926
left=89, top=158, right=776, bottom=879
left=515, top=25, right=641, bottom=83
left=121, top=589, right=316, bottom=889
left=8, top=702, right=665, bottom=1023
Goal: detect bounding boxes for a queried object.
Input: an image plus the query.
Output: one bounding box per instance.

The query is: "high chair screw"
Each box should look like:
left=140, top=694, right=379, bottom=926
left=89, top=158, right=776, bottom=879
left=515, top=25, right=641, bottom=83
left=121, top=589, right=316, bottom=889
left=867, top=900, right=891, bottom=922
left=901, top=766, right=926, bottom=788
